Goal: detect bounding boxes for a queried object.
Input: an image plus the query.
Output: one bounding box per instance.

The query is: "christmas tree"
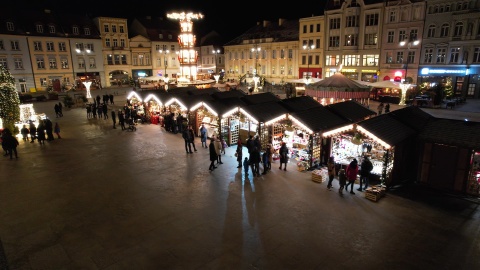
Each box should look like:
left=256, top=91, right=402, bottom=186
left=0, top=65, right=21, bottom=132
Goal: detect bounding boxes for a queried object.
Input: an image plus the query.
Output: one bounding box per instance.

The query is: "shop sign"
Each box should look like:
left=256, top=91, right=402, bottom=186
left=342, top=69, right=357, bottom=72
left=420, top=68, right=466, bottom=75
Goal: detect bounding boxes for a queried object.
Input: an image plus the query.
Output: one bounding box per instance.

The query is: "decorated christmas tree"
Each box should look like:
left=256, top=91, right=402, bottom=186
left=0, top=65, right=21, bottom=132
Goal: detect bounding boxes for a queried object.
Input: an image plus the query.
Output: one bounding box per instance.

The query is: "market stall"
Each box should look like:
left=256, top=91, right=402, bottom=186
left=305, top=73, right=370, bottom=105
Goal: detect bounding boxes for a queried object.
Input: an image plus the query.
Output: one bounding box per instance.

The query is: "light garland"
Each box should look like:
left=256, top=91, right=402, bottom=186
left=264, top=114, right=287, bottom=126
left=356, top=126, right=391, bottom=149
left=322, top=124, right=354, bottom=138
left=289, top=115, right=314, bottom=134
left=0, top=65, right=21, bottom=130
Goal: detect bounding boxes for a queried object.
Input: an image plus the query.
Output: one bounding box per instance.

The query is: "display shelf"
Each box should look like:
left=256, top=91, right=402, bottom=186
left=311, top=168, right=327, bottom=183
left=365, top=185, right=386, bottom=202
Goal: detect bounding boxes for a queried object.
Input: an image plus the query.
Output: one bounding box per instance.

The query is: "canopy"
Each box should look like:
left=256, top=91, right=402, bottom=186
left=286, top=78, right=322, bottom=84
left=307, top=73, right=369, bottom=90
left=305, top=73, right=370, bottom=99
left=140, top=76, right=164, bottom=81
left=367, top=80, right=402, bottom=89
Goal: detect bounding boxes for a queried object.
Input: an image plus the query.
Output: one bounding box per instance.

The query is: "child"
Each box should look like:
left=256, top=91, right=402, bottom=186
left=221, top=138, right=227, bottom=154
left=262, top=151, right=269, bottom=175
left=338, top=168, right=347, bottom=195
left=243, top=157, right=250, bottom=176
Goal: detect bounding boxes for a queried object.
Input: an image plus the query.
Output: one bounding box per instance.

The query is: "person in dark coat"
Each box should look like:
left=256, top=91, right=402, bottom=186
left=118, top=110, right=125, bottom=130
left=250, top=146, right=261, bottom=177
left=345, top=159, right=359, bottom=195
left=44, top=118, right=54, bottom=141
left=3, top=131, right=19, bottom=159
left=58, top=102, right=63, bottom=117
left=279, top=142, right=289, bottom=171
left=102, top=103, right=109, bottom=119
left=29, top=121, right=37, bottom=143
left=209, top=139, right=218, bottom=171
left=358, top=156, right=373, bottom=191
left=109, top=94, right=114, bottom=105
left=36, top=121, right=46, bottom=145
left=246, top=135, right=254, bottom=154
left=236, top=142, right=243, bottom=168
left=111, top=110, right=117, bottom=129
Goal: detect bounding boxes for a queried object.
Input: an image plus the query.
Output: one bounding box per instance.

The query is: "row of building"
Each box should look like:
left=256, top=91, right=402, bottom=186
left=1, top=0, right=480, bottom=99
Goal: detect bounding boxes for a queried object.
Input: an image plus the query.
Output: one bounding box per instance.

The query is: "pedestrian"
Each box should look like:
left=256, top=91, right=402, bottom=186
left=267, top=143, right=273, bottom=170
left=111, top=110, right=117, bottom=129
left=54, top=103, right=61, bottom=118
left=214, top=136, right=223, bottom=164
left=246, top=135, right=254, bottom=154
left=187, top=125, right=198, bottom=152
left=209, top=138, right=218, bottom=171
left=326, top=156, right=336, bottom=190
left=109, top=94, right=114, bottom=105
left=377, top=102, right=384, bottom=115
left=36, top=121, right=46, bottom=145
left=20, top=125, right=29, bottom=142
left=1, top=128, right=11, bottom=156
left=279, top=142, right=289, bottom=171
left=44, top=118, right=54, bottom=141
left=345, top=158, right=359, bottom=195
left=3, top=131, right=19, bottom=159
left=54, top=122, right=62, bottom=139
left=200, top=124, right=208, bottom=148
left=102, top=103, right=108, bottom=119
left=250, top=146, right=261, bottom=177
left=236, top=142, right=243, bottom=168
left=358, top=156, right=373, bottom=191
left=262, top=150, right=269, bottom=175
left=118, top=110, right=126, bottom=130
left=243, top=157, right=250, bottom=176
left=384, top=103, right=390, bottom=113
left=221, top=137, right=227, bottom=154
left=29, top=121, right=37, bottom=143
left=338, top=168, right=347, bottom=195
left=58, top=102, right=63, bottom=117
left=86, top=104, right=92, bottom=119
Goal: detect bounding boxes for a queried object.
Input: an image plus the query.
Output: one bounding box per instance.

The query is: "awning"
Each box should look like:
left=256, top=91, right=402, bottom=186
left=305, top=90, right=370, bottom=99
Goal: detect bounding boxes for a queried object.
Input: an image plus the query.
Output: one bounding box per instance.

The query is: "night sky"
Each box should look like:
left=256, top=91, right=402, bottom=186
left=12, top=0, right=325, bottom=42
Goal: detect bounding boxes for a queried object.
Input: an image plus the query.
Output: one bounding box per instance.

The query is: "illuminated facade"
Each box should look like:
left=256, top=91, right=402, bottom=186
left=167, top=12, right=203, bottom=81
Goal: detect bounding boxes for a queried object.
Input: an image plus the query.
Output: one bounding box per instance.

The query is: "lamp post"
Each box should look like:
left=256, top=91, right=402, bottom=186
left=159, top=48, right=170, bottom=77
left=75, top=46, right=92, bottom=98
left=398, top=33, right=420, bottom=105
left=251, top=44, right=261, bottom=92
left=399, top=33, right=420, bottom=83
left=212, top=49, right=220, bottom=75
left=303, top=42, right=315, bottom=85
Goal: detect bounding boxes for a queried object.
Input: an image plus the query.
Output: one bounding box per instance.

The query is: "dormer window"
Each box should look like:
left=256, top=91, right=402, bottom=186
left=84, top=27, right=91, bottom=36
left=36, top=24, right=43, bottom=33
left=168, top=34, right=172, bottom=39
left=49, top=25, right=55, bottom=33
left=159, top=34, right=163, bottom=39
left=6, top=22, right=14, bottom=31
left=72, top=26, right=79, bottom=35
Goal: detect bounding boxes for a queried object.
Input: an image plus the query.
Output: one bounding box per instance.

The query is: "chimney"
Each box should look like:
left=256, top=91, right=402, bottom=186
left=279, top=18, right=285, bottom=26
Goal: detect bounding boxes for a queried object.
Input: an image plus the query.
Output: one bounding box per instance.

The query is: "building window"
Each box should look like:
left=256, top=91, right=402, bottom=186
left=112, top=25, right=117, bottom=33
left=427, top=25, right=436, bottom=38
left=468, top=83, right=475, bottom=96
left=363, top=54, right=379, bottom=66
left=440, top=23, right=449, bottom=37
left=326, top=55, right=340, bottom=66
left=387, top=31, right=394, bottom=43
left=104, top=24, right=109, bottom=32
left=107, top=55, right=113, bottom=65
left=6, top=22, right=14, bottom=31
left=454, top=22, right=463, bottom=36
left=33, top=41, right=42, bottom=51
left=14, top=58, right=23, bottom=69
left=329, top=18, right=341, bottom=29
left=424, top=48, right=433, bottom=63
left=316, top=23, right=320, bottom=32
left=389, top=11, right=396, bottom=22
left=473, top=47, right=480, bottom=63
left=0, top=40, right=3, bottom=50
left=49, top=58, right=57, bottom=69
left=61, top=58, right=68, bottom=69
left=450, top=47, right=460, bottom=63
left=105, top=38, right=111, bottom=47
left=58, top=42, right=66, bottom=52
left=36, top=24, right=43, bottom=33
left=272, top=50, right=276, bottom=59
left=398, top=30, right=406, bottom=42
left=48, top=25, right=55, bottom=33
left=72, top=26, right=79, bottom=35
left=343, top=55, right=360, bottom=66
left=315, top=55, right=320, bottom=65
left=316, top=39, right=320, bottom=48
left=120, top=39, right=126, bottom=47
left=121, top=55, right=127, bottom=64
left=344, top=34, right=358, bottom=46
left=436, top=48, right=447, bottom=63
left=365, top=14, right=379, bottom=26
left=0, top=58, right=7, bottom=69
left=346, top=16, right=358, bottom=27
left=40, top=78, right=48, bottom=86
left=10, top=41, right=19, bottom=50
left=309, top=24, right=313, bottom=33
left=302, top=55, right=306, bottom=65
left=407, top=51, right=415, bottom=64
left=168, top=34, right=173, bottom=39
left=113, top=39, right=118, bottom=47
left=303, top=25, right=307, bottom=33
left=114, top=55, right=121, bottom=65
left=410, top=29, right=418, bottom=40
left=396, top=51, right=404, bottom=63
left=86, top=43, right=94, bottom=52
left=36, top=57, right=45, bottom=69
left=280, top=65, right=285, bottom=75
left=364, top=33, right=377, bottom=45
left=84, top=27, right=91, bottom=36
left=46, top=42, right=54, bottom=51
left=89, top=58, right=96, bottom=68
left=280, top=49, right=285, bottom=59
left=385, top=52, right=393, bottom=63
left=329, top=36, right=340, bottom=47
left=119, top=25, right=124, bottom=33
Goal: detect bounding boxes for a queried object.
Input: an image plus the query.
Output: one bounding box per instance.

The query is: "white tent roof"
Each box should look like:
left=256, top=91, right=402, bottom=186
left=140, top=76, right=164, bottom=81
left=286, top=78, right=322, bottom=84
left=367, top=80, right=402, bottom=89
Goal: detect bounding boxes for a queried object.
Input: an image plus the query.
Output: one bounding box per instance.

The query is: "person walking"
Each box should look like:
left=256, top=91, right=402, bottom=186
left=102, top=103, right=109, bottom=120
left=279, top=142, right=289, bottom=171
left=214, top=136, right=223, bottom=164
left=246, top=135, right=254, bottom=155
left=338, top=168, right=347, bottom=195
left=261, top=150, right=269, bottom=175
left=221, top=137, right=227, bottom=155
left=267, top=143, right=273, bottom=170
left=29, top=121, right=37, bottom=143
left=326, top=156, right=336, bottom=190
left=209, top=138, right=218, bottom=171
left=36, top=121, right=46, bottom=145
left=58, top=102, right=63, bottom=117
left=54, top=122, right=62, bottom=139
left=3, top=131, right=19, bottom=159
left=200, top=124, right=208, bottom=148
left=377, top=102, right=384, bottom=115
left=236, top=142, right=243, bottom=168
left=54, top=103, right=61, bottom=118
left=384, top=103, right=390, bottom=113
left=358, top=156, right=373, bottom=191
left=44, top=118, right=54, bottom=141
left=118, top=110, right=126, bottom=130
left=111, top=110, right=117, bottom=129
left=187, top=125, right=198, bottom=153
left=345, top=159, right=359, bottom=194
left=243, top=157, right=250, bottom=177
left=250, top=146, right=261, bottom=177
left=20, top=125, right=29, bottom=142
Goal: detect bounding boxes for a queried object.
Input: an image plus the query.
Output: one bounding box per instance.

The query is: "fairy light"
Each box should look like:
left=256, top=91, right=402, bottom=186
left=144, top=94, right=162, bottom=106
left=222, top=107, right=239, bottom=118
left=264, top=114, right=287, bottom=126
left=203, top=103, right=218, bottom=116
left=127, top=91, right=142, bottom=101
left=165, top=98, right=187, bottom=111
left=322, top=124, right=354, bottom=137
left=239, top=108, right=258, bottom=124
left=357, top=125, right=391, bottom=149
left=289, top=115, right=314, bottom=134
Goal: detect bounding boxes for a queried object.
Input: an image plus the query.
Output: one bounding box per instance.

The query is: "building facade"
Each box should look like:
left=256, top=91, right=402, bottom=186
left=299, top=16, right=324, bottom=81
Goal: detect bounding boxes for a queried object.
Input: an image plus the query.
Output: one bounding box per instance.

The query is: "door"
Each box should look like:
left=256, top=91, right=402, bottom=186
left=428, top=144, right=457, bottom=190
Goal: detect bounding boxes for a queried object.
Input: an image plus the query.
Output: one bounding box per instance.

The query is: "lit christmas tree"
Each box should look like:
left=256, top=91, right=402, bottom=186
left=0, top=65, right=21, bottom=132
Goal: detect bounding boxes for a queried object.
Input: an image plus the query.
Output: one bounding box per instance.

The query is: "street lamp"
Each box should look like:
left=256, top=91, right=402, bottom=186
left=212, top=49, right=220, bottom=75
left=399, top=33, right=420, bottom=83
left=159, top=48, right=170, bottom=78
left=251, top=44, right=261, bottom=92
left=75, top=46, right=92, bottom=98
left=303, top=42, right=315, bottom=85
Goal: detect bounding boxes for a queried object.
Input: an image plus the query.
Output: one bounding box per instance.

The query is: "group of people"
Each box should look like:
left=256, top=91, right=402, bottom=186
left=22, top=119, right=62, bottom=145
left=326, top=155, right=374, bottom=195
left=1, top=128, right=19, bottom=159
